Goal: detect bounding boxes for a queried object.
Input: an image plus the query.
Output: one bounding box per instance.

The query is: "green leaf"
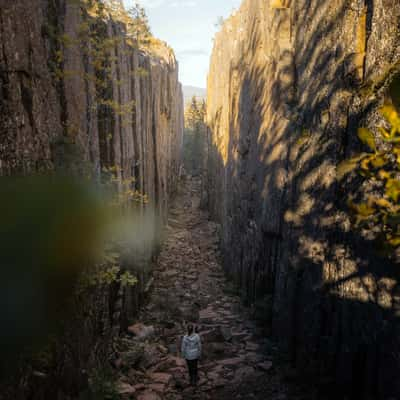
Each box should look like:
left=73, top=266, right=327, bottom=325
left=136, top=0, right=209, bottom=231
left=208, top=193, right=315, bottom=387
left=386, top=179, right=400, bottom=202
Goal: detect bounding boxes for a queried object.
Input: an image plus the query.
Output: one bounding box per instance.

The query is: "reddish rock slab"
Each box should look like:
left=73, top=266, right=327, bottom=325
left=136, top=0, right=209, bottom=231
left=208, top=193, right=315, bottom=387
left=136, top=391, right=161, bottom=400
left=147, top=383, right=166, bottom=394
left=149, top=372, right=173, bottom=385
left=128, top=323, right=155, bottom=339
left=217, top=357, right=245, bottom=368
left=116, top=382, right=136, bottom=395
left=258, top=361, right=273, bottom=372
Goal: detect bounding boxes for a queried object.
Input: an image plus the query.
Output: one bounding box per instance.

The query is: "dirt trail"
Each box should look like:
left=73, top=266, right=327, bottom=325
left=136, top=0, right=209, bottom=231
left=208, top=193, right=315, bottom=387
left=116, top=178, right=306, bottom=400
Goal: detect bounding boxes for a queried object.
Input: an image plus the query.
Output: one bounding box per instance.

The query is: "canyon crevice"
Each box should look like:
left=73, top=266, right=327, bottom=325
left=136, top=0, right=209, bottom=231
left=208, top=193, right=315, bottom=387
left=1, top=0, right=400, bottom=398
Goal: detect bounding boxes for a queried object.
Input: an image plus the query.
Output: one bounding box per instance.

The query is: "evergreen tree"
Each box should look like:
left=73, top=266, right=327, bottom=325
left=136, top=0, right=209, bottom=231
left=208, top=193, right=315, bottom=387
left=127, top=3, right=152, bottom=47
left=183, top=97, right=206, bottom=176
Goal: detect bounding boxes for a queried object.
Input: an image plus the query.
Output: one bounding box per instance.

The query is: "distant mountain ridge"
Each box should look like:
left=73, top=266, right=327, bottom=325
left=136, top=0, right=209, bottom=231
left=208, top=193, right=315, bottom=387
left=183, top=86, right=207, bottom=105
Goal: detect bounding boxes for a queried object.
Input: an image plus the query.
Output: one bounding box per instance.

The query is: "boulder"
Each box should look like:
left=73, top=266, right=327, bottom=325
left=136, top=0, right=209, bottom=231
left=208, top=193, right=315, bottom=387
left=128, top=323, right=155, bottom=339
left=201, top=328, right=225, bottom=343
left=205, top=342, right=226, bottom=357
left=137, top=391, right=161, bottom=400
left=121, top=346, right=144, bottom=367
left=141, top=345, right=163, bottom=369
left=152, top=355, right=186, bottom=372
left=147, top=383, right=166, bottom=394
left=116, top=382, right=136, bottom=395
left=217, top=357, right=244, bottom=368
left=149, top=372, right=173, bottom=385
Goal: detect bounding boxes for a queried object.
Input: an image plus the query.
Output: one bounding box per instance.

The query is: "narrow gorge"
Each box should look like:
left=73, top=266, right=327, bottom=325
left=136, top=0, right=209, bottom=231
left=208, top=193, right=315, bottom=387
left=0, top=0, right=399, bottom=399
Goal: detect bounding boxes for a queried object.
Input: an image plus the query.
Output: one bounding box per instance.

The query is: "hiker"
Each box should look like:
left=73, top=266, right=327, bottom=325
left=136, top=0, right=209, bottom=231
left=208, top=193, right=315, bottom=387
left=181, top=324, right=202, bottom=386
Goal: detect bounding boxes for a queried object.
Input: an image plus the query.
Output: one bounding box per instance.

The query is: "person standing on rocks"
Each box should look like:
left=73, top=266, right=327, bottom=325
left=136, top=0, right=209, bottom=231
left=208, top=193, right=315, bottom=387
left=181, top=324, right=202, bottom=386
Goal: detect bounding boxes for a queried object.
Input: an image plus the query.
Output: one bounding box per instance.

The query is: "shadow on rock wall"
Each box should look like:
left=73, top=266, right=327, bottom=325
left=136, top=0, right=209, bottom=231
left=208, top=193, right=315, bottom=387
left=205, top=0, right=400, bottom=398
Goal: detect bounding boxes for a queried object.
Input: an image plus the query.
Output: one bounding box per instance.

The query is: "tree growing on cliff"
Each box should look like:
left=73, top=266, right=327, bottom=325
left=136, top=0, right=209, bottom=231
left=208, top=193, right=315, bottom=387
left=127, top=3, right=152, bottom=47
left=215, top=16, right=225, bottom=29
left=338, top=103, right=400, bottom=254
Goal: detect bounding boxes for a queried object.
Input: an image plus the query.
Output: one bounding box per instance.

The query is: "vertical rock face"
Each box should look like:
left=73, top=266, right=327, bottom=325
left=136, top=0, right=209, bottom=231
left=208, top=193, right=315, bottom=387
left=0, top=2, right=183, bottom=388
left=206, top=0, right=400, bottom=398
left=0, top=0, right=183, bottom=222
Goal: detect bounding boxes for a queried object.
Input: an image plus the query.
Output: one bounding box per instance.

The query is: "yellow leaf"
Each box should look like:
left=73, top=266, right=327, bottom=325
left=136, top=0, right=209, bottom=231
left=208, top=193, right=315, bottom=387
left=358, top=127, right=376, bottom=151
left=387, top=235, right=400, bottom=247
left=386, top=179, right=400, bottom=202
left=370, top=154, right=387, bottom=168
left=373, top=197, right=393, bottom=209
left=378, top=169, right=391, bottom=180
left=378, top=126, right=391, bottom=139
left=381, top=104, right=400, bottom=129
left=357, top=202, right=376, bottom=217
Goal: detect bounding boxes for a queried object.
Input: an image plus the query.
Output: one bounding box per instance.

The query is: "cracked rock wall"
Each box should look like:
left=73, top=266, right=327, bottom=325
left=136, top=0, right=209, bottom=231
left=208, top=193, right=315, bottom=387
left=0, top=0, right=183, bottom=219
left=0, top=0, right=184, bottom=370
left=206, top=0, right=400, bottom=397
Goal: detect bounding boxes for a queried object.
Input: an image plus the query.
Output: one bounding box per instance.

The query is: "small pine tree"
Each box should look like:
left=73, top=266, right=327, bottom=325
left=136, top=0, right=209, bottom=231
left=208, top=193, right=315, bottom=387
left=183, top=97, right=207, bottom=175
left=127, top=3, right=152, bottom=47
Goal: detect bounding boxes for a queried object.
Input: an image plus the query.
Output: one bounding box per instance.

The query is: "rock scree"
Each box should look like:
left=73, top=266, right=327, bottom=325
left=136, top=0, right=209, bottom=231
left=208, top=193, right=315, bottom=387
left=113, top=177, right=308, bottom=400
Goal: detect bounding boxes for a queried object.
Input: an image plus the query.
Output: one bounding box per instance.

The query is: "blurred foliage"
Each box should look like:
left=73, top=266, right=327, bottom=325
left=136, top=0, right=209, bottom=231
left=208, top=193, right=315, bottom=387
left=0, top=157, right=151, bottom=382
left=101, top=165, right=149, bottom=207
left=0, top=176, right=108, bottom=367
left=338, top=104, right=400, bottom=250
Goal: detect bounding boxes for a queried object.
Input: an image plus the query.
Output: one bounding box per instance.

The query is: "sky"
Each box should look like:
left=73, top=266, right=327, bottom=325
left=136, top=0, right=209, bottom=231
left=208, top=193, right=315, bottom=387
left=123, top=0, right=242, bottom=88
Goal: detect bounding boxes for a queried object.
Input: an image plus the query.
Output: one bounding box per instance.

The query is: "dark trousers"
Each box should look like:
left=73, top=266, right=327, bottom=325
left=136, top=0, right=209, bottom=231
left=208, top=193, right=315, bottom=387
left=186, top=359, right=198, bottom=384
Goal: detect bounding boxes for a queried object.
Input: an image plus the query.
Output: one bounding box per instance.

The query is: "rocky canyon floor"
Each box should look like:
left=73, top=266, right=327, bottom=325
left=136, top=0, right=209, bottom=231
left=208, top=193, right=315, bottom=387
left=114, top=178, right=310, bottom=400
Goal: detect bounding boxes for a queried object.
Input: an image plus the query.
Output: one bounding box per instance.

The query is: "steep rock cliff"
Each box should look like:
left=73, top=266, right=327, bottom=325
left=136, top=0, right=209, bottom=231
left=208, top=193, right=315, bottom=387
left=0, top=0, right=183, bottom=279
left=206, top=0, right=400, bottom=398
left=0, top=0, right=183, bottom=215
left=0, top=1, right=183, bottom=393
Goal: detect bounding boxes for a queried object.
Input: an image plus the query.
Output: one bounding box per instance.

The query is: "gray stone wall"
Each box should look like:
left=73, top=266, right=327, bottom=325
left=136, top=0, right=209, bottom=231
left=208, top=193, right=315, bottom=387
left=0, top=0, right=183, bottom=213
left=206, top=0, right=400, bottom=397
